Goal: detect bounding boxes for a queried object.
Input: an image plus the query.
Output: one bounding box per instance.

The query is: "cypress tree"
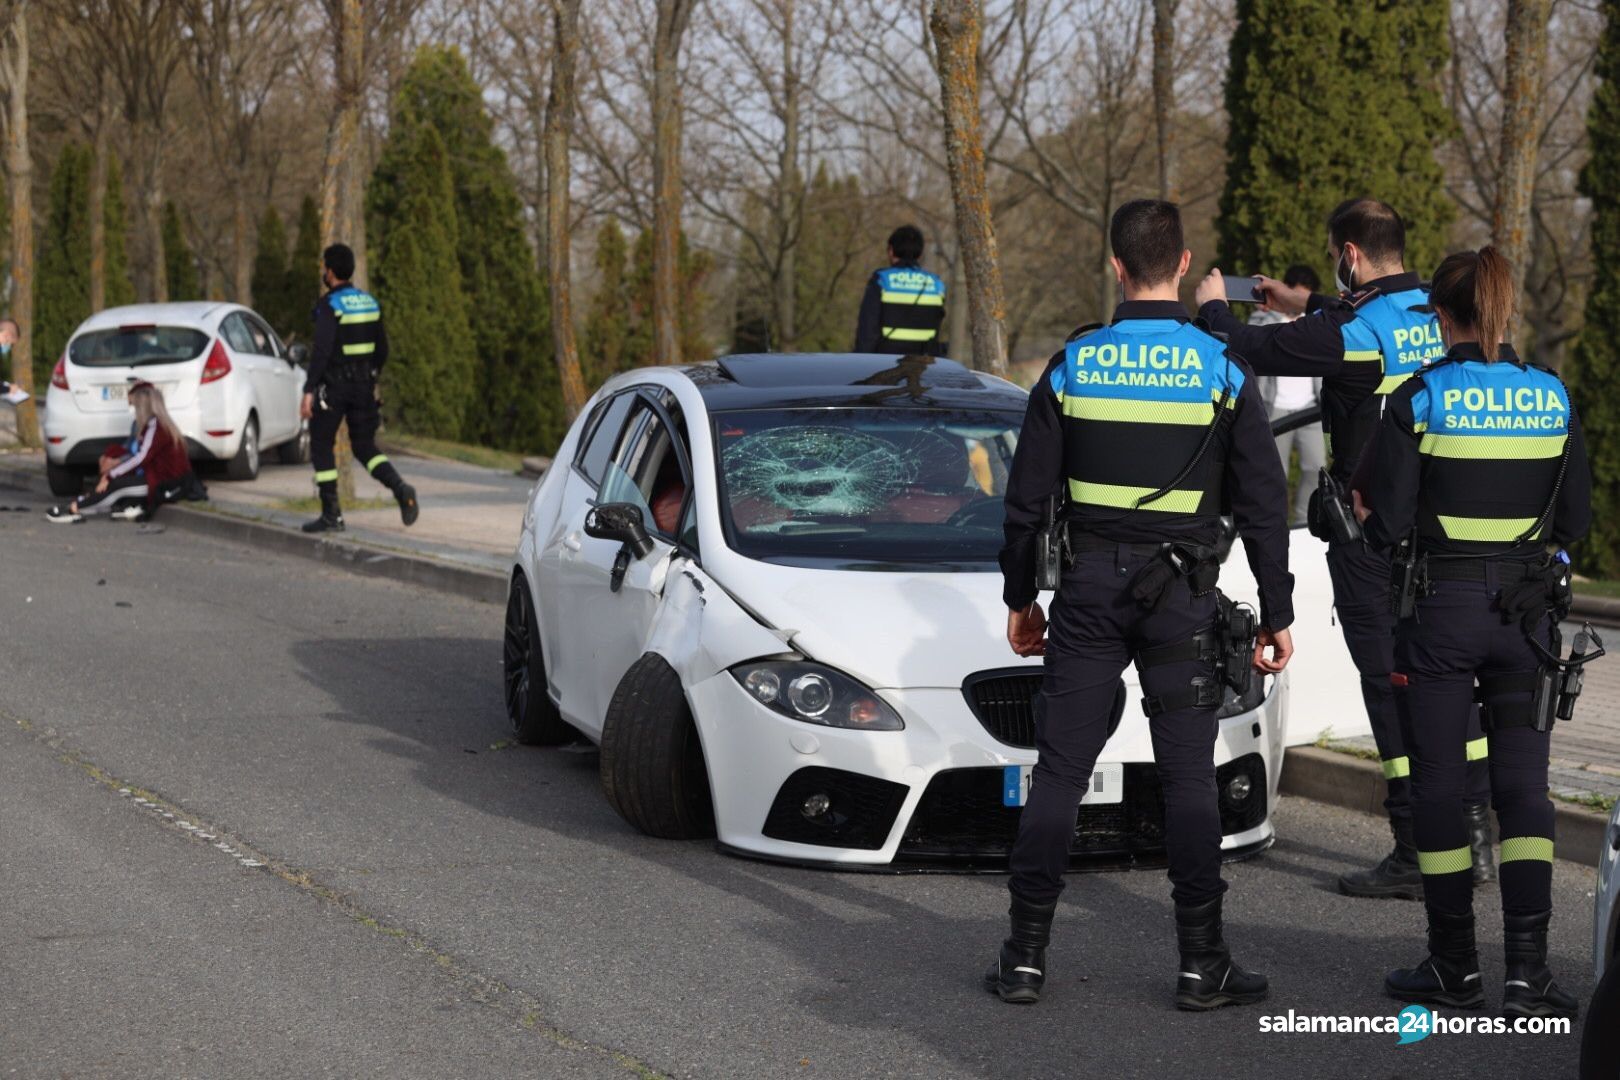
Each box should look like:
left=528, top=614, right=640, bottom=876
left=794, top=165, right=867, bottom=351
left=373, top=124, right=478, bottom=439
left=1218, top=0, right=1452, bottom=281
left=251, top=205, right=293, bottom=337
left=1569, top=0, right=1620, bottom=576
left=163, top=201, right=200, bottom=301
left=628, top=227, right=709, bottom=364
left=368, top=45, right=559, bottom=452
left=285, top=195, right=322, bottom=342
left=35, top=143, right=93, bottom=380
left=103, top=154, right=135, bottom=308
left=583, top=220, right=630, bottom=389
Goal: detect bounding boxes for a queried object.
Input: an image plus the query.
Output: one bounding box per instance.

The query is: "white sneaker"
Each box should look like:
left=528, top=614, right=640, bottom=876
left=110, top=505, right=146, bottom=522
left=46, top=506, right=84, bottom=525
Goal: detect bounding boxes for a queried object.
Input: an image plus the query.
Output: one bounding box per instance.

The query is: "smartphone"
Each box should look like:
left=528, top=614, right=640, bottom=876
left=1223, top=275, right=1264, bottom=303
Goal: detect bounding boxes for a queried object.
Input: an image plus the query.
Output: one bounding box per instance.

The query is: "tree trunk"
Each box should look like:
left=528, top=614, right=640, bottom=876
left=651, top=0, right=695, bottom=365
left=1493, top=0, right=1552, bottom=337
left=4, top=2, right=34, bottom=446
left=947, top=242, right=968, bottom=359
left=139, top=125, right=166, bottom=303
left=1151, top=0, right=1178, bottom=201
left=232, top=160, right=250, bottom=303
left=88, top=98, right=107, bottom=311
left=929, top=0, right=1008, bottom=377
left=774, top=0, right=797, bottom=352
left=547, top=0, right=587, bottom=422
left=320, top=0, right=365, bottom=503
left=1096, top=192, right=1115, bottom=319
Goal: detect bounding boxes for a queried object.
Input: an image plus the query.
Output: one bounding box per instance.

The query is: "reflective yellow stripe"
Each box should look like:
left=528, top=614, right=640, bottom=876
left=1437, top=515, right=1541, bottom=542
left=365, top=454, right=389, bottom=472
left=881, top=327, right=937, bottom=342
left=1465, top=737, right=1489, bottom=762
left=342, top=342, right=377, bottom=355
left=1062, top=396, right=1215, bottom=425
left=1500, top=836, right=1555, bottom=863
left=314, top=469, right=339, bottom=482
left=1069, top=479, right=1203, bottom=512
left=1412, top=421, right=1428, bottom=433
left=1344, top=349, right=1382, bottom=362
left=1419, top=433, right=1565, bottom=460
left=1418, top=846, right=1473, bottom=875
left=1213, top=386, right=1237, bottom=409
left=341, top=310, right=381, bottom=324
left=1377, top=373, right=1413, bottom=394
left=1382, top=756, right=1410, bottom=780
left=879, top=290, right=943, bottom=306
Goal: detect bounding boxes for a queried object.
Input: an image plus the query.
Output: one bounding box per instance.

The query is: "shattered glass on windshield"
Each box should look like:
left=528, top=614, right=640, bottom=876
left=721, top=426, right=958, bottom=516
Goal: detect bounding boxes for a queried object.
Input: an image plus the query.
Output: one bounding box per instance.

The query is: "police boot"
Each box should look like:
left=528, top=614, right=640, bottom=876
left=1502, top=911, right=1579, bottom=1019
left=1384, top=909, right=1485, bottom=1008
left=1467, top=802, right=1497, bottom=886
left=370, top=460, right=419, bottom=527
left=1173, top=896, right=1269, bottom=1011
left=301, top=486, right=345, bottom=534
left=982, top=894, right=1056, bottom=1005
left=1338, top=816, right=1424, bottom=900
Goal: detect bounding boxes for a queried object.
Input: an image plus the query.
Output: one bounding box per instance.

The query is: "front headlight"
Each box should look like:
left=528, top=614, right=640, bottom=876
left=728, top=661, right=904, bottom=731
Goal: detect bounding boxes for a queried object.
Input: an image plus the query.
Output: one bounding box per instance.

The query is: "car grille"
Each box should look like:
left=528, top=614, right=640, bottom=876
left=962, top=668, right=1125, bottom=750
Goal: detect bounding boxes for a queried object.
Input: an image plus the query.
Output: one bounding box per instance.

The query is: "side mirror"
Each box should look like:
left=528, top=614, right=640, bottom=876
left=288, top=342, right=310, bottom=366
left=584, top=502, right=655, bottom=559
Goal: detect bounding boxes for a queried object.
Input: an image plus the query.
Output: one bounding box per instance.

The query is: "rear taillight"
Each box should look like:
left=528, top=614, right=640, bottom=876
left=201, top=339, right=231, bottom=383
left=50, top=354, right=68, bottom=390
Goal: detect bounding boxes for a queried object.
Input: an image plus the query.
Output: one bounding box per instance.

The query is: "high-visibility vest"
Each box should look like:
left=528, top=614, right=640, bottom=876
left=876, top=266, right=946, bottom=350
left=1325, top=286, right=1443, bottom=476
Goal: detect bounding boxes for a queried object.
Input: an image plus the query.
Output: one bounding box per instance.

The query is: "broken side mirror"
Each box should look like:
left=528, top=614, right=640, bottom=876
left=584, top=502, right=656, bottom=560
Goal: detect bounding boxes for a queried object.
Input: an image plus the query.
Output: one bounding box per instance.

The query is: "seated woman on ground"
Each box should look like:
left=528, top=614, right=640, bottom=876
left=48, top=381, right=194, bottom=524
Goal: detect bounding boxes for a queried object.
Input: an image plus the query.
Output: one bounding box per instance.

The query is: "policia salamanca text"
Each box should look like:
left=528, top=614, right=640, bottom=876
left=1257, top=1010, right=1571, bottom=1036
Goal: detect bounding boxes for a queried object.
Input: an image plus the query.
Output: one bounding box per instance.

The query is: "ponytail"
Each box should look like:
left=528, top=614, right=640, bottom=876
left=1429, top=245, right=1518, bottom=358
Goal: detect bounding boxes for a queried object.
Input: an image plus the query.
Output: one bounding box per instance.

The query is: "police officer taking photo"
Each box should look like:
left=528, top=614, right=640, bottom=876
left=300, top=244, right=419, bottom=534
left=985, top=199, right=1294, bottom=1010
left=1353, top=247, right=1592, bottom=1018
left=853, top=225, right=947, bottom=355
left=1194, top=199, right=1496, bottom=900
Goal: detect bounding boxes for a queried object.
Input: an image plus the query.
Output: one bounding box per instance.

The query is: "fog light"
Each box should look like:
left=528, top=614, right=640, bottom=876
left=744, top=668, right=780, bottom=704
left=801, top=792, right=832, bottom=819
left=1225, top=775, right=1253, bottom=804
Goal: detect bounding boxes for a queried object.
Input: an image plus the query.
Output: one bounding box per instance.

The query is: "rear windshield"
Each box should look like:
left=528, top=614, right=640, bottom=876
left=69, top=326, right=209, bottom=368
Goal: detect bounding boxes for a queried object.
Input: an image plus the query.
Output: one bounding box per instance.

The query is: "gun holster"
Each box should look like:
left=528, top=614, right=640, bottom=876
left=1136, top=590, right=1258, bottom=717
left=1034, top=494, right=1071, bottom=592
left=1311, top=469, right=1363, bottom=545
left=1390, top=533, right=1428, bottom=621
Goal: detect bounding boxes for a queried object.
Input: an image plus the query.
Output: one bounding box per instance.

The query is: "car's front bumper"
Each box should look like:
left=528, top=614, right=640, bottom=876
left=691, top=668, right=1287, bottom=869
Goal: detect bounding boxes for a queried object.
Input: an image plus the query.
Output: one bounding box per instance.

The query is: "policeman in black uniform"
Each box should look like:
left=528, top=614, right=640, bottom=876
left=1194, top=199, right=1495, bottom=899
left=300, top=244, right=419, bottom=533
left=985, top=199, right=1295, bottom=1010
left=853, top=225, right=947, bottom=355
left=1356, top=247, right=1591, bottom=1018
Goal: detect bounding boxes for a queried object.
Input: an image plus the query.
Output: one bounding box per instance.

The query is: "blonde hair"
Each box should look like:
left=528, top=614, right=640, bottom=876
left=131, top=383, right=183, bottom=446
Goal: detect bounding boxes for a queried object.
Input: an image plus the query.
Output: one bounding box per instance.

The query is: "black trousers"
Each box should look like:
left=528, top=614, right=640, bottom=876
left=1396, top=569, right=1556, bottom=918
left=1326, top=540, right=1489, bottom=823
left=309, top=379, right=401, bottom=494
left=1008, top=547, right=1226, bottom=907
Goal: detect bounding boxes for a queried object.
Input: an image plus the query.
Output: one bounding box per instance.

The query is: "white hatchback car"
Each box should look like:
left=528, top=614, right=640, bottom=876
left=42, top=302, right=309, bottom=495
left=506, top=353, right=1291, bottom=868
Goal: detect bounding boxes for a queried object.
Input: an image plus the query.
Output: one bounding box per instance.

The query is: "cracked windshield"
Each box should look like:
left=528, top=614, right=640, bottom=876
left=714, top=407, right=1021, bottom=568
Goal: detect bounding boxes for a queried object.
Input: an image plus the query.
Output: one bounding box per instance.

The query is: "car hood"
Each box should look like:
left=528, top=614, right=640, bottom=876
left=717, top=563, right=1049, bottom=690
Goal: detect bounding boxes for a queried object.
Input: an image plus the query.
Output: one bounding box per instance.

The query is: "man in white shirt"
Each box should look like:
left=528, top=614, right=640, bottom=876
left=1252, top=265, right=1323, bottom=525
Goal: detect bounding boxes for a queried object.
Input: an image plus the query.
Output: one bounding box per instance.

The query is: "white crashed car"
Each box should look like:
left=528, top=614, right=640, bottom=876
left=505, top=353, right=1291, bottom=867
left=1595, top=803, right=1620, bottom=981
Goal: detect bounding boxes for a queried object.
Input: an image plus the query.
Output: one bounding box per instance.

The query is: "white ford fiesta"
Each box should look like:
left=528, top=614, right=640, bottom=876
left=507, top=353, right=1307, bottom=868
left=41, top=302, right=310, bottom=495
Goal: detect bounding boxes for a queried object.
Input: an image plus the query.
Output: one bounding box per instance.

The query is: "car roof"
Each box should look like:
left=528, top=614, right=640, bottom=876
left=677, top=353, right=1028, bottom=411
left=73, top=302, right=239, bottom=334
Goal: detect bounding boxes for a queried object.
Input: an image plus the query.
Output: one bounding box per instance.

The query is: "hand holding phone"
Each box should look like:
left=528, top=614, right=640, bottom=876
left=1222, top=275, right=1264, bottom=303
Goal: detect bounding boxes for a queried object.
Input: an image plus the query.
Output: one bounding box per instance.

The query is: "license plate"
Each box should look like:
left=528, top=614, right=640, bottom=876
left=99, top=384, right=128, bottom=401
left=1003, top=762, right=1123, bottom=807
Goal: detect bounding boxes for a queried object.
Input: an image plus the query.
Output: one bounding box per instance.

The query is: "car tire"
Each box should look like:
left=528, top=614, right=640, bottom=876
left=276, top=419, right=310, bottom=465
left=46, top=461, right=85, bottom=496
left=503, top=572, right=572, bottom=745
left=599, top=653, right=715, bottom=840
left=225, top=414, right=260, bottom=481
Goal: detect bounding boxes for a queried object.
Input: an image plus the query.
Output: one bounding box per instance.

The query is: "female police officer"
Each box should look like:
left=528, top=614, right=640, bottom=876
left=1354, top=247, right=1591, bottom=1019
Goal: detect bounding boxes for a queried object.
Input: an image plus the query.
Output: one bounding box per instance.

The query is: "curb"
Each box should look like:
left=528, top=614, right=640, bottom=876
left=1280, top=745, right=1611, bottom=868
left=1573, top=592, right=1620, bottom=626
left=0, top=461, right=508, bottom=606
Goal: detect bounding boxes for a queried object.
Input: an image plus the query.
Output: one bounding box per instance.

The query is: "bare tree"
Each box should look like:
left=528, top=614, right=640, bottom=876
left=547, top=0, right=587, bottom=421
left=1151, top=0, right=1177, bottom=200
left=930, top=0, right=1007, bottom=376
left=0, top=0, right=34, bottom=444
left=1492, top=0, right=1552, bottom=317
left=651, top=0, right=696, bottom=364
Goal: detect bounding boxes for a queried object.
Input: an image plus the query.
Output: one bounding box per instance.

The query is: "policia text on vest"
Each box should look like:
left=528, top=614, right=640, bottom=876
left=298, top=243, right=420, bottom=534
left=985, top=198, right=1294, bottom=1012
left=854, top=225, right=947, bottom=356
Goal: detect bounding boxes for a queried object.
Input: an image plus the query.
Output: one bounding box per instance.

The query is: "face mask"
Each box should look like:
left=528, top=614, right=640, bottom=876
left=0, top=342, right=11, bottom=356
left=1334, top=249, right=1355, bottom=294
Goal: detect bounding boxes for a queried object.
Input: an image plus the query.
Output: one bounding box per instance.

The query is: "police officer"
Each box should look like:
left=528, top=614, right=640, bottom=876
left=1194, top=199, right=1495, bottom=899
left=986, top=199, right=1295, bottom=1010
left=1355, top=247, right=1591, bottom=1018
left=300, top=244, right=419, bottom=533
left=853, top=225, right=947, bottom=355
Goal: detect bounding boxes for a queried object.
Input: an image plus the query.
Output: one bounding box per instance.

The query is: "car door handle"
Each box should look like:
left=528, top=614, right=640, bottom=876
left=563, top=533, right=583, bottom=552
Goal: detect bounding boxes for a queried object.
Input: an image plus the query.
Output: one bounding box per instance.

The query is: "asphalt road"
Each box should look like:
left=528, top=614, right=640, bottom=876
left=0, top=491, right=1600, bottom=1079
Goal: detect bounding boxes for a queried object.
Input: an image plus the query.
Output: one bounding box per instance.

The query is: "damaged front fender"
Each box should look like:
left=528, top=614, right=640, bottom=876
left=642, top=559, right=794, bottom=685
